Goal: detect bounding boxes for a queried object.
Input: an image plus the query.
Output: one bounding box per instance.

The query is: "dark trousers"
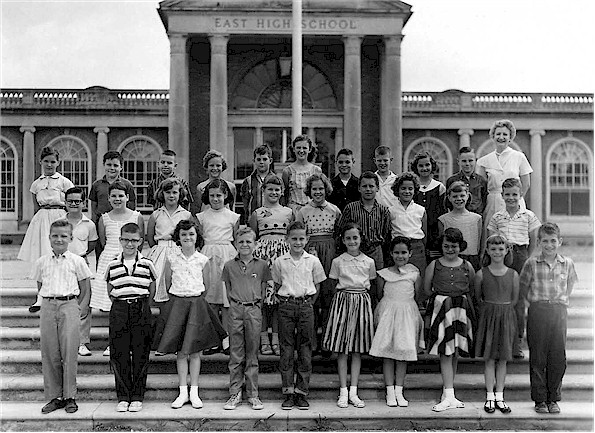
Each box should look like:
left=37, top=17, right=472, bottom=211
left=527, top=302, right=567, bottom=402
left=278, top=297, right=314, bottom=395
left=109, top=298, right=153, bottom=402
left=228, top=301, right=261, bottom=397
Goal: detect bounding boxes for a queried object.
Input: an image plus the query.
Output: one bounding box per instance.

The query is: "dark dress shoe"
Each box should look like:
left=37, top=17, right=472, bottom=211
left=41, top=398, right=66, bottom=414
left=29, top=304, right=41, bottom=313
left=64, top=398, right=78, bottom=413
left=281, top=394, right=294, bottom=410
left=294, top=394, right=309, bottom=410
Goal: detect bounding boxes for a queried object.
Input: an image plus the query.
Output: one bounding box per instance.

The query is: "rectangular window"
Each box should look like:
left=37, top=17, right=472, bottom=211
left=234, top=128, right=255, bottom=181
left=0, top=158, right=15, bottom=212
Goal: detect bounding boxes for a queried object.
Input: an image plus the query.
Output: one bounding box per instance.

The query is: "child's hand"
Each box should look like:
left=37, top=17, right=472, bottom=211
left=264, top=282, right=276, bottom=305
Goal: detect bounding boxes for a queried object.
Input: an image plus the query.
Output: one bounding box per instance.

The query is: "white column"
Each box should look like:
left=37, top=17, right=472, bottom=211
left=93, top=127, right=110, bottom=179
left=20, top=126, right=36, bottom=222
left=255, top=127, right=263, bottom=148
left=168, top=34, right=190, bottom=181
left=381, top=35, right=403, bottom=173
left=307, top=127, right=315, bottom=144
left=529, top=129, right=545, bottom=219
left=292, top=0, right=303, bottom=139
left=457, top=129, right=474, bottom=149
left=335, top=128, right=344, bottom=151
left=343, top=36, right=362, bottom=176
left=209, top=35, right=229, bottom=169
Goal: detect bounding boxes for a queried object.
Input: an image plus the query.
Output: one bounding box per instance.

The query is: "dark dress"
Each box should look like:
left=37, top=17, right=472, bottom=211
left=414, top=179, right=445, bottom=259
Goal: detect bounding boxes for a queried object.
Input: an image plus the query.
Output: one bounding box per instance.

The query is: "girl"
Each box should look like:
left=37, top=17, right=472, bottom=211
left=196, top=150, right=236, bottom=212
left=91, top=181, right=144, bottom=356
left=438, top=181, right=483, bottom=271
left=411, top=151, right=446, bottom=263
left=296, top=173, right=341, bottom=354
left=424, top=227, right=475, bottom=412
left=474, top=234, right=518, bottom=414
left=370, top=236, right=425, bottom=407
left=249, top=174, right=293, bottom=355
left=388, top=172, right=427, bottom=279
left=155, top=220, right=227, bottom=409
left=282, top=134, right=322, bottom=213
left=196, top=179, right=240, bottom=354
left=323, top=223, right=375, bottom=409
left=20, top=146, right=74, bottom=312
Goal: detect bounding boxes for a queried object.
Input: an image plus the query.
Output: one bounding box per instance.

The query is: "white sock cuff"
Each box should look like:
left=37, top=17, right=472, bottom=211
left=486, top=391, right=495, bottom=400
left=495, top=391, right=504, bottom=401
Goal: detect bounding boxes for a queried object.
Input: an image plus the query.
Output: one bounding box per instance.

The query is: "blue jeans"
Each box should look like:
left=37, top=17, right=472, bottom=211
left=277, top=297, right=314, bottom=395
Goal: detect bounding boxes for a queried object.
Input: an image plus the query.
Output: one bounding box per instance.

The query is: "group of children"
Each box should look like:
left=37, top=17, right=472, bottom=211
left=21, top=133, right=578, bottom=417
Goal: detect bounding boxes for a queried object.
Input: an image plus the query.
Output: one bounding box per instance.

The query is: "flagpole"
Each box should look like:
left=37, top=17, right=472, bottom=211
left=292, top=0, right=302, bottom=139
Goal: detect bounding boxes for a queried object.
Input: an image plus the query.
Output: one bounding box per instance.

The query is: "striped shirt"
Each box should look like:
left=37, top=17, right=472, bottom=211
left=519, top=254, right=578, bottom=306
left=337, top=200, right=392, bottom=255
left=487, top=208, right=540, bottom=246
left=104, top=252, right=157, bottom=298
left=34, top=251, right=92, bottom=297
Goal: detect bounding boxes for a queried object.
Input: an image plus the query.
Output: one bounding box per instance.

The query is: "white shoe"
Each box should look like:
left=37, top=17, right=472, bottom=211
left=249, top=397, right=264, bottom=410
left=128, top=401, right=143, bottom=412
left=224, top=391, right=242, bottom=410
left=78, top=344, right=92, bottom=356
left=349, top=394, right=365, bottom=408
left=337, top=394, right=348, bottom=408
left=116, top=401, right=129, bottom=412
left=432, top=398, right=464, bottom=412
left=171, top=394, right=189, bottom=409
left=103, top=346, right=110, bottom=356
left=190, top=393, right=203, bottom=409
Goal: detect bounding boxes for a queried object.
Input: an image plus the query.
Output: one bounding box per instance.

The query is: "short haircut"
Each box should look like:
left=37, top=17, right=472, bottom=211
left=489, top=119, right=517, bottom=141
left=439, top=227, right=467, bottom=252
left=538, top=222, right=561, bottom=239
left=502, top=178, right=522, bottom=190
left=447, top=180, right=469, bottom=195
left=50, top=219, right=72, bottom=232
left=202, top=149, right=228, bottom=171
left=254, top=144, right=272, bottom=159
left=200, top=178, right=231, bottom=205
left=286, top=220, right=306, bottom=235
left=155, top=177, right=187, bottom=205
left=374, top=145, right=391, bottom=157
left=390, top=235, right=412, bottom=252
left=108, top=181, right=128, bottom=194
left=305, top=173, right=333, bottom=198
left=173, top=219, right=203, bottom=248
left=288, top=134, right=317, bottom=162
left=103, top=150, right=123, bottom=164
left=482, top=234, right=513, bottom=267
left=121, top=222, right=142, bottom=237
left=40, top=146, right=60, bottom=161
left=458, top=146, right=475, bottom=156
left=411, top=151, right=438, bottom=176
left=162, top=149, right=176, bottom=157
left=235, top=227, right=256, bottom=241
left=65, top=186, right=86, bottom=201
left=336, top=148, right=354, bottom=159
left=359, top=171, right=379, bottom=187
left=392, top=172, right=420, bottom=196
left=263, top=173, right=283, bottom=189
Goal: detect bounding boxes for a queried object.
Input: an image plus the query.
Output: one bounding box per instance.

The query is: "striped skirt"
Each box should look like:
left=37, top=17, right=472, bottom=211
left=425, top=293, right=475, bottom=357
left=322, top=290, right=374, bottom=355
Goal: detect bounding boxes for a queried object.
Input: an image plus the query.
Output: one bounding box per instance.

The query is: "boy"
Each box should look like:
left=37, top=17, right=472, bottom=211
left=34, top=220, right=92, bottom=414
left=240, top=144, right=275, bottom=223
left=519, top=222, right=578, bottom=414
left=488, top=177, right=541, bottom=358
left=272, top=221, right=326, bottom=410
left=222, top=227, right=272, bottom=411
left=104, top=223, right=157, bottom=412
left=147, top=149, right=194, bottom=210
left=373, top=146, right=398, bottom=208
left=328, top=148, right=360, bottom=212
left=446, top=147, right=488, bottom=215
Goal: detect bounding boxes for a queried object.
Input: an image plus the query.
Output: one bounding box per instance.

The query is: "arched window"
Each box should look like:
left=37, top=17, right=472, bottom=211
left=547, top=138, right=591, bottom=217
left=404, top=137, right=452, bottom=184
left=0, top=138, right=17, bottom=214
left=119, top=136, right=162, bottom=210
left=48, top=136, right=91, bottom=201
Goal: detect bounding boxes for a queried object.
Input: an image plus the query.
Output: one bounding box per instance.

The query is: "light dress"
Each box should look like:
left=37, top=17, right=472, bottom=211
left=146, top=206, right=192, bottom=302
left=196, top=207, right=240, bottom=307
left=369, top=265, right=425, bottom=360
left=18, top=173, right=74, bottom=263
left=282, top=163, right=322, bottom=213
left=90, top=210, right=141, bottom=311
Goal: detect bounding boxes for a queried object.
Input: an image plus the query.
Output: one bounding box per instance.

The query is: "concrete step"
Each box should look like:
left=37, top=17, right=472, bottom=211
left=1, top=400, right=592, bottom=432
left=1, top=373, right=593, bottom=402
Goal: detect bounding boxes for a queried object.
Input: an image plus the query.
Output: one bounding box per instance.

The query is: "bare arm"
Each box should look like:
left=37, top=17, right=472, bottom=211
left=97, top=216, right=106, bottom=248
left=146, top=214, right=157, bottom=248
left=164, top=259, right=172, bottom=293
left=413, top=274, right=423, bottom=305
left=511, top=271, right=520, bottom=306
left=437, top=219, right=445, bottom=239
left=78, top=277, right=90, bottom=303
left=423, top=260, right=436, bottom=298
left=281, top=168, right=291, bottom=206
left=248, top=211, right=259, bottom=236
left=421, top=210, right=428, bottom=246
left=528, top=228, right=538, bottom=256
left=312, top=283, right=320, bottom=304
left=376, top=275, right=386, bottom=301
left=32, top=193, right=40, bottom=214
left=137, top=214, right=145, bottom=252
left=85, top=241, right=96, bottom=257
left=520, top=174, right=531, bottom=198
left=473, top=269, right=484, bottom=304
left=107, top=282, right=115, bottom=300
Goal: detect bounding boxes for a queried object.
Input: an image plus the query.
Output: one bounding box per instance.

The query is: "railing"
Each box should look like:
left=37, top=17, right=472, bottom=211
left=1, top=88, right=592, bottom=113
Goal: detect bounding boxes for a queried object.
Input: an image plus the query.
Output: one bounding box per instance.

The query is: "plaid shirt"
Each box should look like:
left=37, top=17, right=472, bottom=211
left=519, top=253, right=578, bottom=306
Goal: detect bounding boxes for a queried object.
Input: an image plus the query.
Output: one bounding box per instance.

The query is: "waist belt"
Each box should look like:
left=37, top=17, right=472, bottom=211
left=40, top=204, right=65, bottom=210
left=531, top=300, right=566, bottom=306
left=231, top=298, right=261, bottom=307
left=114, top=296, right=149, bottom=304
left=43, top=294, right=77, bottom=301
left=276, top=294, right=314, bottom=303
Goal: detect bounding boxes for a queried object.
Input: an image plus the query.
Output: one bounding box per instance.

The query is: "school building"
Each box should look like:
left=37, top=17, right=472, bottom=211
left=0, top=0, right=593, bottom=237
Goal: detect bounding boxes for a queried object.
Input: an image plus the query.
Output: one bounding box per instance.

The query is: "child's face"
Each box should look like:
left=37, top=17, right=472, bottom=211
left=159, top=155, right=177, bottom=176
left=391, top=243, right=412, bottom=268
left=449, top=190, right=468, bottom=210
left=343, top=228, right=361, bottom=255
left=108, top=188, right=128, bottom=209
left=442, top=239, right=461, bottom=259
left=502, top=186, right=521, bottom=209
left=416, top=157, right=433, bottom=179
left=359, top=178, right=378, bottom=202
left=119, top=231, right=142, bottom=258
left=208, top=187, right=226, bottom=210
left=235, top=233, right=256, bottom=257
left=458, top=152, right=476, bottom=176
left=538, top=233, right=562, bottom=257
left=254, top=153, right=271, bottom=174
left=104, top=158, right=122, bottom=179
left=65, top=192, right=85, bottom=214
left=178, top=227, right=198, bottom=250
left=264, top=184, right=282, bottom=204
left=373, top=153, right=392, bottom=174
left=49, top=226, right=72, bottom=255
left=286, top=229, right=308, bottom=255
left=40, top=155, right=59, bottom=176
left=293, top=140, right=310, bottom=161
left=398, top=180, right=415, bottom=205
left=164, top=185, right=181, bottom=207
left=486, top=242, right=507, bottom=263
left=493, top=126, right=511, bottom=145
left=310, top=180, right=326, bottom=205
left=336, top=154, right=354, bottom=175
left=207, top=157, right=223, bottom=178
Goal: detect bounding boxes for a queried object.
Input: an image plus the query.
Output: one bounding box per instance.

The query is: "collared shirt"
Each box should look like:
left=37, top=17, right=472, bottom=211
left=30, top=172, right=74, bottom=206
left=329, top=252, right=376, bottom=290
left=222, top=256, right=272, bottom=303
left=104, top=252, right=157, bottom=298
left=151, top=206, right=192, bottom=241
left=374, top=171, right=398, bottom=209
left=476, top=146, right=533, bottom=194
left=240, top=169, right=275, bottom=222
left=67, top=215, right=98, bottom=256
left=328, top=174, right=360, bottom=212
left=146, top=173, right=194, bottom=210
left=89, top=176, right=136, bottom=222
left=519, top=254, right=578, bottom=306
left=388, top=200, right=425, bottom=240
left=338, top=200, right=391, bottom=254
left=167, top=249, right=210, bottom=297
left=446, top=171, right=488, bottom=215
left=272, top=251, right=326, bottom=297
left=488, top=208, right=541, bottom=246
left=296, top=201, right=341, bottom=237
left=33, top=250, right=92, bottom=297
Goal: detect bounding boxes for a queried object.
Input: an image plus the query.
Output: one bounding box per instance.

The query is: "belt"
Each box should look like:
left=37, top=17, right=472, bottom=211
left=114, top=296, right=149, bottom=304
left=43, top=295, right=77, bottom=301
left=531, top=300, right=566, bottom=306
left=40, top=204, right=65, bottom=210
left=484, top=300, right=511, bottom=305
left=231, top=298, right=261, bottom=307
left=276, top=294, right=314, bottom=303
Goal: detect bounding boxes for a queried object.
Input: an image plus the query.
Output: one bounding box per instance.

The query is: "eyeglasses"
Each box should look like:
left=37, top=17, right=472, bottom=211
left=66, top=199, right=83, bottom=205
left=119, top=238, right=142, bottom=244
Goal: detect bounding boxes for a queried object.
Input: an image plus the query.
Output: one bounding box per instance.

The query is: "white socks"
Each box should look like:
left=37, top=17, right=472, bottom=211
left=190, top=385, right=202, bottom=408
left=486, top=391, right=495, bottom=401
left=495, top=391, right=504, bottom=401
left=395, top=385, right=409, bottom=407
left=171, top=386, right=189, bottom=409
left=386, top=385, right=398, bottom=407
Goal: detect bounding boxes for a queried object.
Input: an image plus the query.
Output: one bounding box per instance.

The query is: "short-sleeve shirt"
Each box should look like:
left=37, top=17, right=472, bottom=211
left=104, top=252, right=157, bottom=298
left=196, top=207, right=240, bottom=245
left=147, top=173, right=194, bottom=210
left=222, top=256, right=272, bottom=303
left=446, top=171, right=488, bottom=215
left=67, top=215, right=98, bottom=256
left=30, top=172, right=74, bottom=206
left=438, top=211, right=482, bottom=255
left=167, top=249, right=210, bottom=297
left=296, top=201, right=341, bottom=237
left=388, top=200, right=425, bottom=240
left=338, top=200, right=392, bottom=255
left=488, top=209, right=541, bottom=246
left=519, top=254, right=578, bottom=306
left=253, top=205, right=293, bottom=237
left=33, top=251, right=92, bottom=297
left=476, top=147, right=533, bottom=195
left=272, top=251, right=326, bottom=297
left=375, top=171, right=398, bottom=209
left=89, top=176, right=136, bottom=222
left=151, top=206, right=192, bottom=241
left=329, top=252, right=376, bottom=290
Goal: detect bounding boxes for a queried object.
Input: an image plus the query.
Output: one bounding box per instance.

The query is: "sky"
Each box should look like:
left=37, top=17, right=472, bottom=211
left=1, top=0, right=594, bottom=93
